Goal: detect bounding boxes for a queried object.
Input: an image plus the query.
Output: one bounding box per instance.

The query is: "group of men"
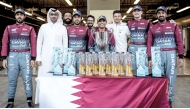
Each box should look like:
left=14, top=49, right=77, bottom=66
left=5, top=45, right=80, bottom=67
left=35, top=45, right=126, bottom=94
left=1, top=5, right=184, bottom=108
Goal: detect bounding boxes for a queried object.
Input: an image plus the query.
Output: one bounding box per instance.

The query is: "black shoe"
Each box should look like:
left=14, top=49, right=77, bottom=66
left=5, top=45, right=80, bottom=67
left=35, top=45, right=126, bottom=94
left=27, top=100, right=34, bottom=108
left=5, top=102, right=14, bottom=108
left=169, top=101, right=172, bottom=108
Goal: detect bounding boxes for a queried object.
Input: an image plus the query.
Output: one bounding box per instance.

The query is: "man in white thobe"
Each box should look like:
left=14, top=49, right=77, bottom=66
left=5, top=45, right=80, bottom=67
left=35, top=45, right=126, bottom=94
left=106, top=10, right=130, bottom=52
left=36, top=8, right=68, bottom=77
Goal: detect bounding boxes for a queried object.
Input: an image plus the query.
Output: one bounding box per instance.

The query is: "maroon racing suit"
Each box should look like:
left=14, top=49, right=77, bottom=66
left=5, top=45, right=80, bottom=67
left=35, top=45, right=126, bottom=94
left=147, top=21, right=184, bottom=102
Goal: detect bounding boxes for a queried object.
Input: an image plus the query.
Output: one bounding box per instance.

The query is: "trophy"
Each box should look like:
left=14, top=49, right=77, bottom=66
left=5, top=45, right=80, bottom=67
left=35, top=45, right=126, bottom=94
left=67, top=52, right=77, bottom=76
left=91, top=28, right=114, bottom=51
left=112, top=52, right=119, bottom=76
left=92, top=52, right=99, bottom=75
left=106, top=52, right=112, bottom=75
left=79, top=52, right=86, bottom=75
left=99, top=52, right=106, bottom=76
left=51, top=47, right=63, bottom=76
left=86, top=52, right=93, bottom=76
left=151, top=47, right=162, bottom=77
left=119, top=52, right=125, bottom=76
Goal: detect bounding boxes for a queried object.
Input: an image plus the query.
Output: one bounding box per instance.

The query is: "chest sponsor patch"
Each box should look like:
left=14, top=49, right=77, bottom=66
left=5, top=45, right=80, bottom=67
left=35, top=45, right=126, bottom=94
left=21, top=33, right=29, bottom=36
left=138, top=27, right=146, bottom=29
left=79, top=30, right=84, bottom=32
left=131, top=28, right=135, bottom=30
left=11, top=28, right=17, bottom=33
left=69, top=35, right=76, bottom=37
left=165, top=32, right=174, bottom=34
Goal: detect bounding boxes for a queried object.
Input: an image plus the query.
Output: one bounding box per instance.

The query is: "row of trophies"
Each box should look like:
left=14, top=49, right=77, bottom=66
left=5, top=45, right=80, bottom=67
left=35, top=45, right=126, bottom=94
left=78, top=52, right=133, bottom=76
left=50, top=47, right=162, bottom=77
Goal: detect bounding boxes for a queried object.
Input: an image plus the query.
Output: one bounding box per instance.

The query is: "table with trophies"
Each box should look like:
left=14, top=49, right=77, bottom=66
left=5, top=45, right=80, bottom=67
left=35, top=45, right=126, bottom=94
left=35, top=46, right=170, bottom=108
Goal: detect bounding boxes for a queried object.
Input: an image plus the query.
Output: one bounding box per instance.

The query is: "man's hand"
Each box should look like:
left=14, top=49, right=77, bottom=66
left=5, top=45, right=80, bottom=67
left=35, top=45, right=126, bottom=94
left=169, top=19, right=176, bottom=25
left=37, top=61, right=42, bottom=66
left=30, top=60, right=35, bottom=68
left=2, top=59, right=7, bottom=69
left=178, top=58, right=184, bottom=68
left=148, top=60, right=152, bottom=68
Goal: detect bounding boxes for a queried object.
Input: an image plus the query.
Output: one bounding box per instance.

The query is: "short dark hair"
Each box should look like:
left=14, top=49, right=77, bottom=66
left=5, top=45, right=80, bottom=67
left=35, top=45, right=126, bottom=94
left=113, top=10, right=122, bottom=16
left=87, top=15, right=95, bottom=21
left=63, top=11, right=72, bottom=16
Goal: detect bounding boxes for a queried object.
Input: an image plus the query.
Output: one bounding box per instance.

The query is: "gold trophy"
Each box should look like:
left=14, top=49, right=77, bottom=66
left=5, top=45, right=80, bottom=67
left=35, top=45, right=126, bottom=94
left=112, top=52, right=119, bottom=76
left=79, top=52, right=86, bottom=75
left=99, top=52, right=106, bottom=76
left=85, top=52, right=93, bottom=76
left=106, top=52, right=112, bottom=75
left=92, top=52, right=99, bottom=75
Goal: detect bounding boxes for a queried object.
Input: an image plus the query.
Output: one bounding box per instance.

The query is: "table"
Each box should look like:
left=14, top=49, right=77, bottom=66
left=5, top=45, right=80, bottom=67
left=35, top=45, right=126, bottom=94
left=35, top=74, right=170, bottom=108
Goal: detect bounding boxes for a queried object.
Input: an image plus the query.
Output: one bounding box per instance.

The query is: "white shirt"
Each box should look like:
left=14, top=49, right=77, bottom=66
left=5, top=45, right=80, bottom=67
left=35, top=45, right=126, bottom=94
left=106, top=22, right=130, bottom=52
left=36, top=22, right=68, bottom=77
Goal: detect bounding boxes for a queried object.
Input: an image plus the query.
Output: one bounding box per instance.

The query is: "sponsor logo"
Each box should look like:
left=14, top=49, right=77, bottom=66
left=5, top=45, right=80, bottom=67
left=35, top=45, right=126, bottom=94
left=11, top=28, right=17, bottom=33
left=71, top=29, right=75, bottom=32
left=166, top=27, right=171, bottom=29
left=22, top=28, right=27, bottom=31
left=69, top=35, right=76, bottom=37
left=131, top=28, right=135, bottom=30
left=165, top=32, right=174, bottom=34
left=79, top=30, right=84, bottom=32
left=140, top=23, right=144, bottom=25
left=171, top=54, right=175, bottom=74
left=11, top=40, right=26, bottom=45
left=138, top=27, right=146, bottom=29
left=21, top=33, right=29, bottom=36
left=26, top=55, right=30, bottom=90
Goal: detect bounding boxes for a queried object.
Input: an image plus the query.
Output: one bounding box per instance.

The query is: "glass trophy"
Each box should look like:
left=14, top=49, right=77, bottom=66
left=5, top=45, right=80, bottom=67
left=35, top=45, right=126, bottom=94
left=151, top=47, right=162, bottom=77
left=51, top=47, right=63, bottom=76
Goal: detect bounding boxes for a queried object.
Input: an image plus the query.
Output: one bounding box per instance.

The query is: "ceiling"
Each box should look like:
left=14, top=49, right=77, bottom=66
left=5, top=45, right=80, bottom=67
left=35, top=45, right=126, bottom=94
left=1, top=0, right=190, bottom=25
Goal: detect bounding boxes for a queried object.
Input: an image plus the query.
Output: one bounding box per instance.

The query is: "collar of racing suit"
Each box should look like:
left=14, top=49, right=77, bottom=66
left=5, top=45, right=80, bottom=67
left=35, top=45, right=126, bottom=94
left=95, top=27, right=109, bottom=32
left=15, top=23, right=25, bottom=27
left=157, top=21, right=168, bottom=26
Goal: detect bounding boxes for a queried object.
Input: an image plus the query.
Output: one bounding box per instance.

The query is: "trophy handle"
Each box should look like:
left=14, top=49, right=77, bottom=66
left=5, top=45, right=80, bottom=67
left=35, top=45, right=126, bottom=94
left=108, top=28, right=114, bottom=44
left=91, top=28, right=96, bottom=42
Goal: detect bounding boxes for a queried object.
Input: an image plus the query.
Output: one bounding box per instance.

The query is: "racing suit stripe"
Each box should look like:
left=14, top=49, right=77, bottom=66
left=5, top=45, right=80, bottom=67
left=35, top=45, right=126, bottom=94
left=1, top=26, right=9, bottom=58
left=29, top=27, right=37, bottom=59
left=174, top=25, right=184, bottom=56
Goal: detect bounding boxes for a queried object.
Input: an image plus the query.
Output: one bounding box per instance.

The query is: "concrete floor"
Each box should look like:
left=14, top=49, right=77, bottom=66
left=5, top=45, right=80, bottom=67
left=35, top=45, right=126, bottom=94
left=0, top=58, right=190, bottom=108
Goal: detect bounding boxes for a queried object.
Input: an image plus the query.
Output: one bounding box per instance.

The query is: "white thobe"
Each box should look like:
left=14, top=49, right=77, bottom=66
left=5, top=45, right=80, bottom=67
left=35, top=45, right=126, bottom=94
left=106, top=22, right=130, bottom=52
left=36, top=22, right=68, bottom=77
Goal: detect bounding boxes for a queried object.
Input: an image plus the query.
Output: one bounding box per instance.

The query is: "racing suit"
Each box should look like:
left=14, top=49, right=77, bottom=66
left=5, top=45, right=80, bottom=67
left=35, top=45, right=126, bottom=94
left=88, top=28, right=115, bottom=52
left=147, top=21, right=184, bottom=102
left=1, top=24, right=36, bottom=99
left=67, top=25, right=88, bottom=73
left=127, top=19, right=151, bottom=72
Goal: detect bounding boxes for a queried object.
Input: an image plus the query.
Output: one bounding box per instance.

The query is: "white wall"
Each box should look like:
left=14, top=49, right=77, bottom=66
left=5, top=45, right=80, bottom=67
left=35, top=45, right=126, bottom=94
left=90, top=10, right=114, bottom=26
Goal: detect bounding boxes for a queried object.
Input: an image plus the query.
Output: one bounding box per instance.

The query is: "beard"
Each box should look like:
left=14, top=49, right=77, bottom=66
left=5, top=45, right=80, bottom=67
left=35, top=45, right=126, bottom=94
left=158, top=16, right=165, bottom=22
left=63, top=18, right=72, bottom=24
left=16, top=18, right=24, bottom=24
left=87, top=23, right=93, bottom=28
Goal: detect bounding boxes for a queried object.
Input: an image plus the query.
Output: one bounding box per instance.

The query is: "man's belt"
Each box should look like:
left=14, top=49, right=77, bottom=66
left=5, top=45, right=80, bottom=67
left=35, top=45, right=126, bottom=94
left=160, top=48, right=176, bottom=51
left=130, top=42, right=146, bottom=45
left=10, top=49, right=30, bottom=52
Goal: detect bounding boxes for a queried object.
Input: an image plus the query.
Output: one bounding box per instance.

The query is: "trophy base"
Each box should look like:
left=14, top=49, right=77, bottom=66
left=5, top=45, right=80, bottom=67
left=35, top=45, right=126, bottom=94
left=112, top=74, right=119, bottom=76
left=119, top=74, right=126, bottom=76
left=53, top=73, right=63, bottom=76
